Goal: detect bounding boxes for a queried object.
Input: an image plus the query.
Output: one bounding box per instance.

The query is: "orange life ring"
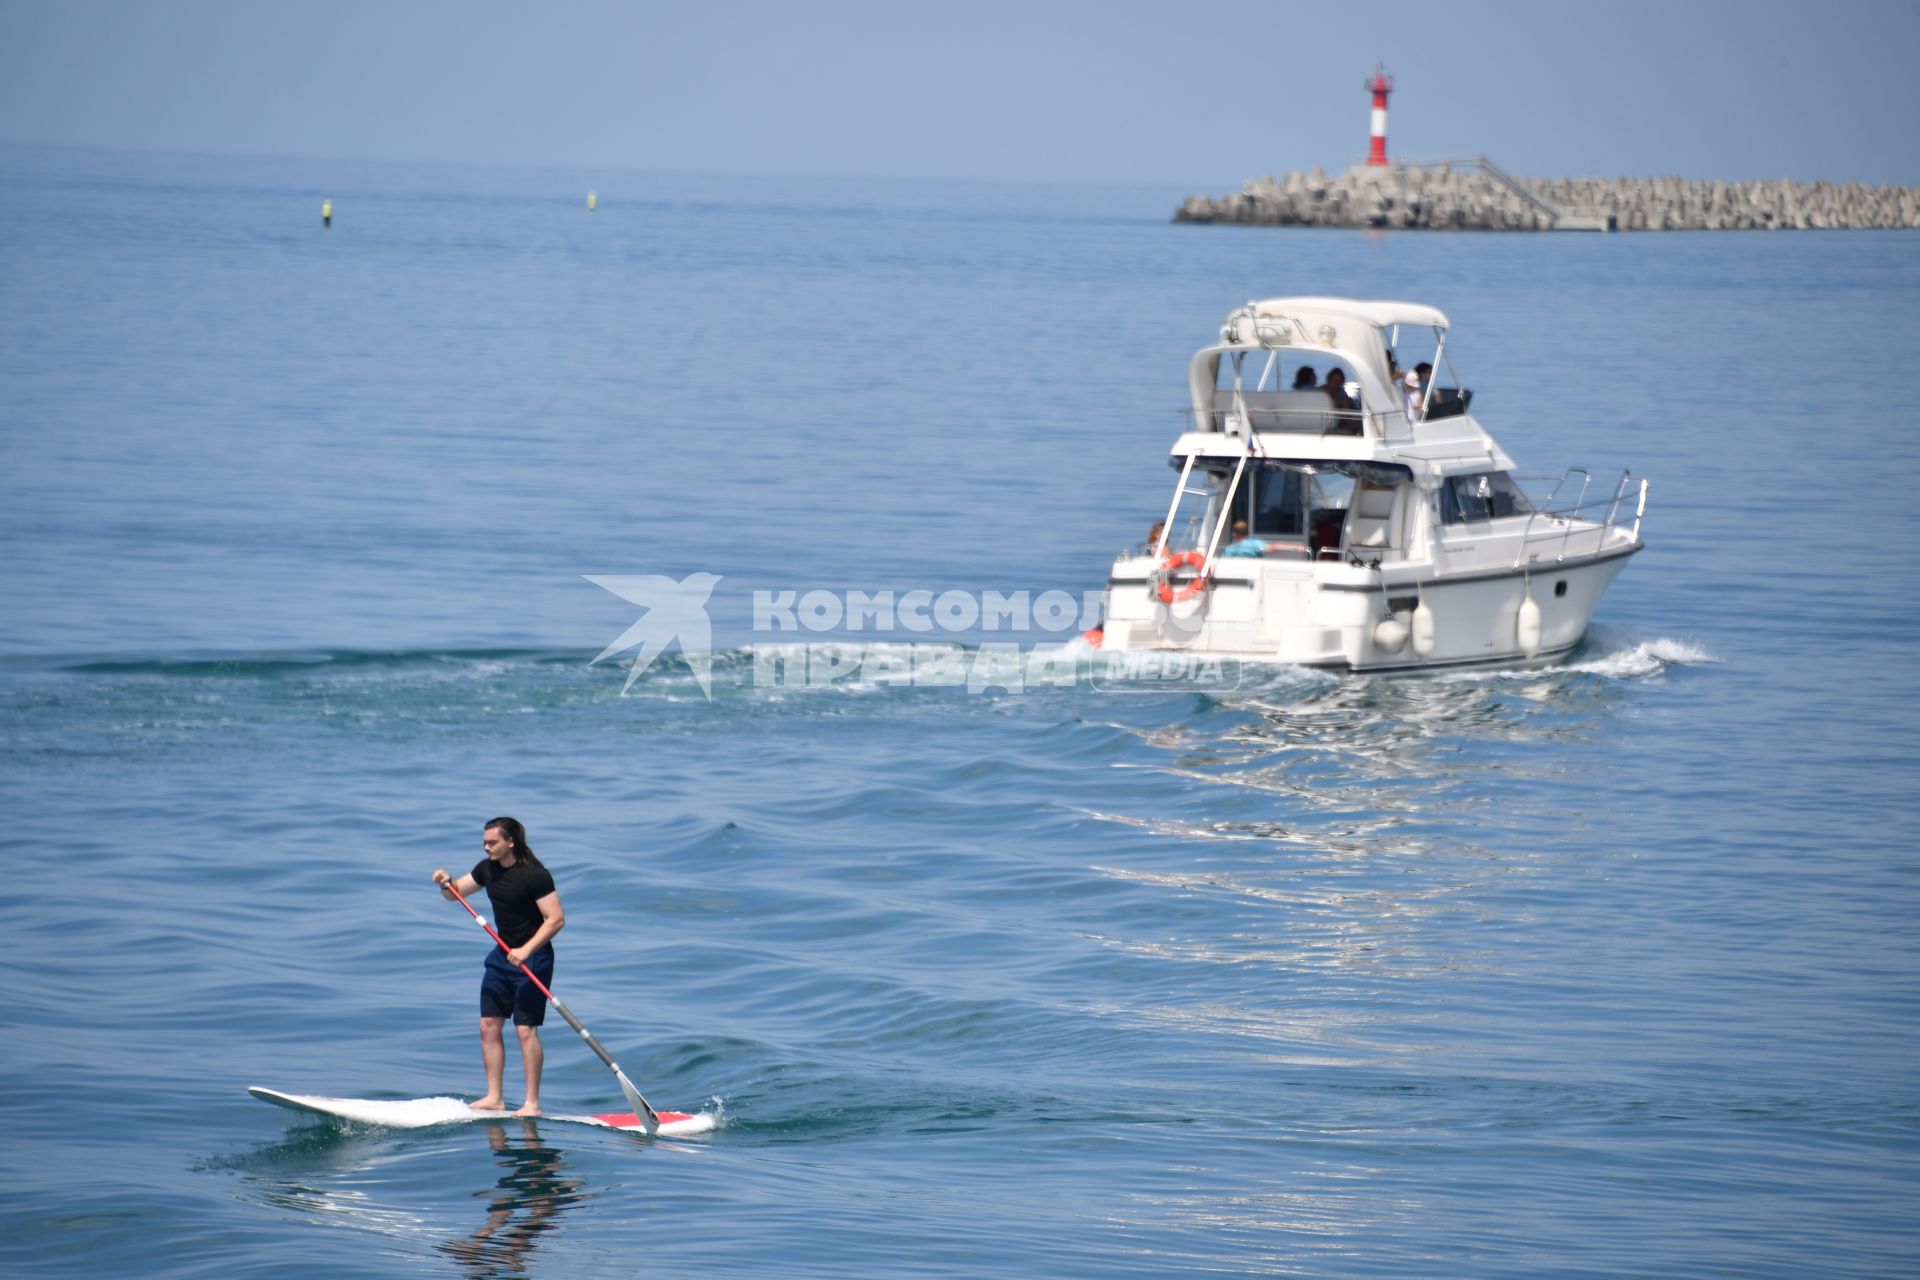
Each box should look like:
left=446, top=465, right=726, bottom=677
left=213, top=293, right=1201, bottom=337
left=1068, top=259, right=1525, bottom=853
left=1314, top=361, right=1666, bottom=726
left=1154, top=550, right=1211, bottom=604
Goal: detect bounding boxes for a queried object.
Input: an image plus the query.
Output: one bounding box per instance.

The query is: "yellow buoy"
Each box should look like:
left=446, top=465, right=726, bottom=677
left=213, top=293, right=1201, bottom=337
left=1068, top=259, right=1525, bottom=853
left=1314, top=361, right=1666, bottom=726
left=321, top=199, right=332, bottom=228
left=587, top=191, right=598, bottom=212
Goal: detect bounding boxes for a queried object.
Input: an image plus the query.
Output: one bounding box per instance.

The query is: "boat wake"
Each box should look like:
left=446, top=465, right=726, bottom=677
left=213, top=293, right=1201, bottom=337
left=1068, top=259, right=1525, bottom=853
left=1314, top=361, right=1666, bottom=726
left=1561, top=635, right=1718, bottom=679
left=1438, top=631, right=1717, bottom=683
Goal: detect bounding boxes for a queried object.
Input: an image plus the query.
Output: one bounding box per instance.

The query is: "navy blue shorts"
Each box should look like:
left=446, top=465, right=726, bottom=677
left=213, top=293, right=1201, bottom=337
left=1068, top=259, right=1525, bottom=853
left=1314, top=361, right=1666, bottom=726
left=479, top=946, right=553, bottom=1026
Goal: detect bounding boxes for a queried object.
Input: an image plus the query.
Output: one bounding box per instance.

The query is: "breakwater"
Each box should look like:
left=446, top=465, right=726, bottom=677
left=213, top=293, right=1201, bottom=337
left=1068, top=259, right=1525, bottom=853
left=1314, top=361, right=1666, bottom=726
left=1175, top=159, right=1920, bottom=231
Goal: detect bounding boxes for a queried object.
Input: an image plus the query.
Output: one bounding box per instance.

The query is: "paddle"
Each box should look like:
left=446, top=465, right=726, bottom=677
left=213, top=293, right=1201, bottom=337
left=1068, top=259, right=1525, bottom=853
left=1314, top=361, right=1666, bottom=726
left=443, top=883, right=660, bottom=1136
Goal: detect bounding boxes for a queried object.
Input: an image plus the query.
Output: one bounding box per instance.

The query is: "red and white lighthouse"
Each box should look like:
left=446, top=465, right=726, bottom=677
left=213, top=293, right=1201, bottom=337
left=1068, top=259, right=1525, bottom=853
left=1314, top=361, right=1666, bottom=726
left=1365, top=63, right=1394, bottom=166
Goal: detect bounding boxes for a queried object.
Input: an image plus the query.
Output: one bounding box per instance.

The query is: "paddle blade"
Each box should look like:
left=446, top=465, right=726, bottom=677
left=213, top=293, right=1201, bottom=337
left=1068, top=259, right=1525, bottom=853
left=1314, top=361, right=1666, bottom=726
left=616, top=1073, right=660, bottom=1136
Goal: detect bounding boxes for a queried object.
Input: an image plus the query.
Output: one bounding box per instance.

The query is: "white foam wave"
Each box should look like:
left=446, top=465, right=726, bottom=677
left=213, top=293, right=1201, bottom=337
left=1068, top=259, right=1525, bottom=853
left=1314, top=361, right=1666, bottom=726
left=1433, top=634, right=1718, bottom=684
left=608, top=633, right=1718, bottom=700
left=1562, top=635, right=1719, bottom=679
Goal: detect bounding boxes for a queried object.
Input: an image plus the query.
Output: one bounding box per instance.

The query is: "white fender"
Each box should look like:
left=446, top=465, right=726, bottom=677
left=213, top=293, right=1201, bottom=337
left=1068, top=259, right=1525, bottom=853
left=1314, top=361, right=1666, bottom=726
left=1410, top=599, right=1437, bottom=657
left=1373, top=615, right=1409, bottom=654
left=1516, top=593, right=1542, bottom=659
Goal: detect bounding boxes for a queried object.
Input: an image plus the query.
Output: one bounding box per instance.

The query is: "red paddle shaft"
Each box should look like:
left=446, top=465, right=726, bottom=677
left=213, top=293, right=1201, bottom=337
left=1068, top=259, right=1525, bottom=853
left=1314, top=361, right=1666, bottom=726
left=444, top=882, right=659, bottom=1135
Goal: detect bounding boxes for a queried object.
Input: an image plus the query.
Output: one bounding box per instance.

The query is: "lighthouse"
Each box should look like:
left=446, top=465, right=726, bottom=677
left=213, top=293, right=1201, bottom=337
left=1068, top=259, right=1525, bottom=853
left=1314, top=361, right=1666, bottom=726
left=1365, top=63, right=1393, bottom=166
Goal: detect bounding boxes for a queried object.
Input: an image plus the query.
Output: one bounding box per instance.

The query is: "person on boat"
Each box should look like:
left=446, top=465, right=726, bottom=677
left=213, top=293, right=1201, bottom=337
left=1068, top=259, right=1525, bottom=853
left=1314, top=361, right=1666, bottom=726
left=1324, top=367, right=1354, bottom=408
left=432, top=817, right=566, bottom=1116
left=1414, top=362, right=1434, bottom=406
left=1220, top=519, right=1270, bottom=557
left=1291, top=366, right=1318, bottom=389
left=1137, top=519, right=1167, bottom=555
left=1322, top=368, right=1361, bottom=435
left=1403, top=368, right=1425, bottom=423
left=1223, top=517, right=1312, bottom=560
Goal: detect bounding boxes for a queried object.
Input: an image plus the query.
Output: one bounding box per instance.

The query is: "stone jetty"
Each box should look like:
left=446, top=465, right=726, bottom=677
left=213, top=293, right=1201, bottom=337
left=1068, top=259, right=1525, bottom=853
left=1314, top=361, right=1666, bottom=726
left=1175, top=159, right=1920, bottom=231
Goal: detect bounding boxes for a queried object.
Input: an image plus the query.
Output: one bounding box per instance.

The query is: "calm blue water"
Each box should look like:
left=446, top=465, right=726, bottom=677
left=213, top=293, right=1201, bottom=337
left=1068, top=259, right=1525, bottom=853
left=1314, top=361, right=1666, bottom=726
left=2, top=143, right=1917, bottom=1279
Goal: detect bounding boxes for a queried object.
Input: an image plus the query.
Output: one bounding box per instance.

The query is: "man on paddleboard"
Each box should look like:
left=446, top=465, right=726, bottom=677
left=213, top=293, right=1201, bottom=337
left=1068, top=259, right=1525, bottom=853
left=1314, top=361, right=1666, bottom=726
left=432, top=817, right=565, bottom=1116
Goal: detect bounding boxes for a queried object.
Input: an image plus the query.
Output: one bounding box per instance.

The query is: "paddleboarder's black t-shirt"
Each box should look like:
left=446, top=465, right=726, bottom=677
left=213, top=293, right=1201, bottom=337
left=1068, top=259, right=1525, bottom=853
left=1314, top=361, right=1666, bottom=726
left=469, top=857, right=558, bottom=949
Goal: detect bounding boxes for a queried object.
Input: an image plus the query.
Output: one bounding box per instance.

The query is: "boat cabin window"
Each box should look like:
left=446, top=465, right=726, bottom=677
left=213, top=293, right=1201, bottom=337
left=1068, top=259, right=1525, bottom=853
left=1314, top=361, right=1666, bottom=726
left=1440, top=471, right=1534, bottom=524
left=1218, top=466, right=1309, bottom=539
left=1311, top=472, right=1355, bottom=510
left=1310, top=472, right=1355, bottom=551
left=1194, top=460, right=1409, bottom=558
left=1249, top=469, right=1306, bottom=538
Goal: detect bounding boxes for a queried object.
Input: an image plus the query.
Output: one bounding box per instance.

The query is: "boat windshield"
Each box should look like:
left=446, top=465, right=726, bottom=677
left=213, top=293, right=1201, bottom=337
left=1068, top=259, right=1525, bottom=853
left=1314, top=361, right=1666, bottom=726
left=1166, top=460, right=1408, bottom=559
left=1249, top=468, right=1306, bottom=537
left=1309, top=470, right=1354, bottom=534
left=1439, top=471, right=1535, bottom=523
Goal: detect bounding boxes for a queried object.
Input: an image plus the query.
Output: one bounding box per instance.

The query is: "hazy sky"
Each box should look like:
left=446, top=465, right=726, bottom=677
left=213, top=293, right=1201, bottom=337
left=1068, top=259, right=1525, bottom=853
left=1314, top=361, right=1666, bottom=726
left=3, top=0, right=1917, bottom=187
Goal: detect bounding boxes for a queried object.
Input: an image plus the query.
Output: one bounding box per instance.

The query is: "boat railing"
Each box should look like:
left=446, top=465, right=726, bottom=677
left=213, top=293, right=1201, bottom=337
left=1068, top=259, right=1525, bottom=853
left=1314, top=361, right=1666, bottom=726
left=1192, top=390, right=1472, bottom=442
left=1189, top=402, right=1376, bottom=439
left=1510, top=469, right=1648, bottom=567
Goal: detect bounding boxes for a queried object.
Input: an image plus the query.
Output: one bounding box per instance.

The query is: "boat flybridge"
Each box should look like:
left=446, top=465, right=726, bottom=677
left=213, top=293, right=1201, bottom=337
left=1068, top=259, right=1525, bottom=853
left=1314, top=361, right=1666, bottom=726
left=1093, top=297, right=1648, bottom=672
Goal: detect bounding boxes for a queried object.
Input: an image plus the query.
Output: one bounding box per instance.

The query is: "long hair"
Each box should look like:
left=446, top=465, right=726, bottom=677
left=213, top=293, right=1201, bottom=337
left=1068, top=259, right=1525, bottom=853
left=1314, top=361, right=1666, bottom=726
left=484, top=816, right=543, bottom=869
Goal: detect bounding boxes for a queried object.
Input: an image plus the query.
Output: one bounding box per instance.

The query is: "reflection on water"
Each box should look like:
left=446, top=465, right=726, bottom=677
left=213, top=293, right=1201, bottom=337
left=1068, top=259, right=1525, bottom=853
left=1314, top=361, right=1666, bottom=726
left=1104, top=633, right=1710, bottom=834
left=1066, top=635, right=1716, bottom=1058
left=437, top=1120, right=594, bottom=1280
left=221, top=1119, right=594, bottom=1275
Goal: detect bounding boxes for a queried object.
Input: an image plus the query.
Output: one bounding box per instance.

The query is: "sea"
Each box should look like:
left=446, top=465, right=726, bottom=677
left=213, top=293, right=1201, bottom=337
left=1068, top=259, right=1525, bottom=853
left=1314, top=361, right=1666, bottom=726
left=2, top=143, right=1916, bottom=1279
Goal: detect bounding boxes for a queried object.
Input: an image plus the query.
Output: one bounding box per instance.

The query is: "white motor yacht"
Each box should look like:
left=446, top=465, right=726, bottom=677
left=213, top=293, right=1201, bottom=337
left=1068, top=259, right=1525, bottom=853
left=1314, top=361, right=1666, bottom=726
left=1093, top=297, right=1647, bottom=672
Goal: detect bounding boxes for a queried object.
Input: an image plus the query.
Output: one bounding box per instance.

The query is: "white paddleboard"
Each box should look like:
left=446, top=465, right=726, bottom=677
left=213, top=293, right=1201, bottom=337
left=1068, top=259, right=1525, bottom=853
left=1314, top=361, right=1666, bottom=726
left=249, top=1086, right=716, bottom=1136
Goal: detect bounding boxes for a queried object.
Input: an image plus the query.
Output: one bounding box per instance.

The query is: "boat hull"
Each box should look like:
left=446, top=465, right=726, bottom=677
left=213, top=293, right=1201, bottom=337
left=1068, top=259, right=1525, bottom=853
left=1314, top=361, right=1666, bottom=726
left=1100, top=548, right=1635, bottom=673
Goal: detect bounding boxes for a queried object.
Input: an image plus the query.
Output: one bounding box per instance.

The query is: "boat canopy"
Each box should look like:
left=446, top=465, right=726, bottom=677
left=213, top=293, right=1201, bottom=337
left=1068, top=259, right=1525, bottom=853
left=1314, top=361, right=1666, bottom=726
left=1194, top=299, right=1446, bottom=430
left=1184, top=295, right=1500, bottom=476
left=1238, top=297, right=1449, bottom=332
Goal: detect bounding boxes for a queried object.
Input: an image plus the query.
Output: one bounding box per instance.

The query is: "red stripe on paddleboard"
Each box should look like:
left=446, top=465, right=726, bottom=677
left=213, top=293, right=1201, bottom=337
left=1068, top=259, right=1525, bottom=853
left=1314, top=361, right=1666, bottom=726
left=595, top=1111, right=695, bottom=1128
